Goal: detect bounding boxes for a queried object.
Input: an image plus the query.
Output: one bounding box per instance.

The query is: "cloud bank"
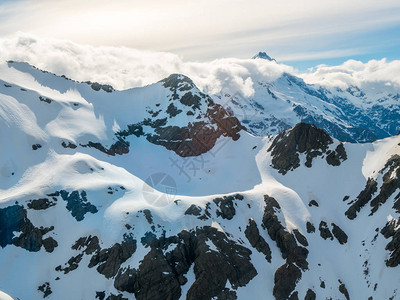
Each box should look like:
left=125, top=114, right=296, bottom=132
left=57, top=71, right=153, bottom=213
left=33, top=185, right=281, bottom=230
left=0, top=33, right=400, bottom=96
left=0, top=33, right=293, bottom=97
left=302, top=59, right=400, bottom=89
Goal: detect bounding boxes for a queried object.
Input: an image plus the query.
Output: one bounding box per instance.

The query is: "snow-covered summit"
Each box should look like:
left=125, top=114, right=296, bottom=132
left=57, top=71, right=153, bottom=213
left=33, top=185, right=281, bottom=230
left=252, top=51, right=276, bottom=61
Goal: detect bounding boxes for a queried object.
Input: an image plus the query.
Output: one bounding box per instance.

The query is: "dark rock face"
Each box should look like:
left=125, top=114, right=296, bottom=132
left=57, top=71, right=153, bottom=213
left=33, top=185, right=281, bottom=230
left=339, top=282, right=350, bottom=300
left=213, top=194, right=243, bottom=220
left=346, top=155, right=400, bottom=219
left=166, top=103, right=182, bottom=117
left=56, top=235, right=101, bottom=275
left=288, top=291, right=299, bottom=300
left=115, top=248, right=182, bottom=300
left=304, top=289, right=316, bottom=300
left=111, top=74, right=245, bottom=158
left=89, top=235, right=137, bottom=278
left=393, top=192, right=400, bottom=213
left=27, top=198, right=56, bottom=210
left=161, top=74, right=196, bottom=93
left=273, top=263, right=302, bottom=300
left=306, top=222, right=315, bottom=233
left=245, top=219, right=272, bottom=262
left=293, top=229, right=308, bottom=247
left=262, top=195, right=308, bottom=270
left=114, top=226, right=256, bottom=300
left=261, top=195, right=308, bottom=300
left=82, top=139, right=130, bottom=156
left=184, top=204, right=202, bottom=216
left=57, top=190, right=98, bottom=221
left=0, top=204, right=57, bottom=252
left=39, top=96, right=52, bottom=104
left=86, top=81, right=114, bottom=93
left=143, top=209, right=153, bottom=224
left=345, top=178, right=378, bottom=219
left=61, top=141, right=77, bottom=149
left=268, top=123, right=333, bottom=174
left=72, top=235, right=100, bottom=255
left=106, top=294, right=128, bottom=300
left=326, top=143, right=347, bottom=166
left=43, top=237, right=58, bottom=253
left=370, top=155, right=400, bottom=215
left=145, top=106, right=243, bottom=157
left=319, top=221, right=333, bottom=240
left=32, top=144, right=42, bottom=150
left=38, top=282, right=52, bottom=298
left=381, top=219, right=400, bottom=267
left=331, top=223, right=348, bottom=244
left=56, top=254, right=83, bottom=274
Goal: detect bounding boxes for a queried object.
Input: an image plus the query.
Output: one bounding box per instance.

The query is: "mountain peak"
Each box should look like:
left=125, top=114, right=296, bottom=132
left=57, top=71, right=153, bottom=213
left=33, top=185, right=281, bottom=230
left=252, top=51, right=276, bottom=61
left=160, top=73, right=196, bottom=91
left=268, top=123, right=338, bottom=174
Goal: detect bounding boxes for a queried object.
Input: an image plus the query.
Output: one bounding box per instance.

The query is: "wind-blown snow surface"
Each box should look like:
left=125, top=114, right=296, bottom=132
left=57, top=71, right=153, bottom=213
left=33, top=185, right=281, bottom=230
left=0, top=61, right=400, bottom=300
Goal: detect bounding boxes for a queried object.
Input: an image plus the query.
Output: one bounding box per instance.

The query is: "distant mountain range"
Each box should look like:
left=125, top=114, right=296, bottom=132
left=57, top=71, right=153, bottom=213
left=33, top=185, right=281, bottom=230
left=217, top=52, right=400, bottom=143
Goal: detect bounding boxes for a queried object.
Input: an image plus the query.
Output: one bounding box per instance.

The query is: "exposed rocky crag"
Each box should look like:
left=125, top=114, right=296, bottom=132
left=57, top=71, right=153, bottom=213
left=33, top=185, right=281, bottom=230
left=267, top=123, right=347, bottom=174
left=114, top=74, right=244, bottom=157
left=262, top=195, right=309, bottom=299
left=0, top=205, right=57, bottom=252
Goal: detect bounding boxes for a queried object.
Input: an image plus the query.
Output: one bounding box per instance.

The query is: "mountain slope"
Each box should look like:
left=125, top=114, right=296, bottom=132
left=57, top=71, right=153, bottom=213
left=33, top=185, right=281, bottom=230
left=0, top=62, right=400, bottom=300
left=214, top=53, right=400, bottom=143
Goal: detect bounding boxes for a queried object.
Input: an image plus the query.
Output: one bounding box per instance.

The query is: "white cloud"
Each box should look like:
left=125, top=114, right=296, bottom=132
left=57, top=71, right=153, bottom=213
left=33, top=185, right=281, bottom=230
left=0, top=33, right=293, bottom=97
left=300, top=59, right=400, bottom=89
left=1, top=33, right=400, bottom=96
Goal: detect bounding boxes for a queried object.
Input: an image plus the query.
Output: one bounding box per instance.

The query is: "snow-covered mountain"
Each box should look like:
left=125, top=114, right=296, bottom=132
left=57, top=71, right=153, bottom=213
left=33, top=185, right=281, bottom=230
left=216, top=52, right=400, bottom=143
left=0, top=60, right=400, bottom=300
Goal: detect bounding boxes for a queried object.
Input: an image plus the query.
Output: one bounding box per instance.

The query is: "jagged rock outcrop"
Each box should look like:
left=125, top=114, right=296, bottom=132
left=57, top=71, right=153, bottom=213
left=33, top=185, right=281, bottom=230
left=85, top=140, right=130, bottom=156
left=338, top=281, right=350, bottom=300
left=306, top=222, right=315, bottom=233
left=245, top=219, right=272, bottom=262
left=38, top=282, right=52, bottom=298
left=213, top=194, right=243, bottom=220
left=268, top=123, right=342, bottom=174
left=89, top=235, right=137, bottom=278
left=261, top=195, right=309, bottom=300
left=114, top=74, right=245, bottom=157
left=331, top=223, right=348, bottom=244
left=184, top=204, right=202, bottom=216
left=370, top=155, right=400, bottom=215
left=304, top=289, right=316, bottom=300
left=27, top=198, right=56, bottom=210
left=346, top=154, right=400, bottom=219
left=0, top=205, right=57, bottom=252
left=273, top=263, right=302, bottom=300
left=381, top=219, right=400, bottom=267
left=114, top=226, right=257, bottom=300
left=326, top=143, right=347, bottom=166
left=51, top=190, right=98, bottom=221
left=345, top=178, right=378, bottom=220
left=319, top=221, right=333, bottom=240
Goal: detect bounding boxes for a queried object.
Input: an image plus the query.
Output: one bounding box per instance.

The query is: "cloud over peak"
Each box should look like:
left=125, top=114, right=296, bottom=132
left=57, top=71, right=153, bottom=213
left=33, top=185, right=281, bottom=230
left=1, top=33, right=400, bottom=97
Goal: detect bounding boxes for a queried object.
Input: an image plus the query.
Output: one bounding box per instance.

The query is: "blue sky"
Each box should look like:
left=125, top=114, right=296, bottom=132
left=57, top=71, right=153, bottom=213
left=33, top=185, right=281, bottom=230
left=286, top=24, right=400, bottom=70
left=0, top=0, right=399, bottom=71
